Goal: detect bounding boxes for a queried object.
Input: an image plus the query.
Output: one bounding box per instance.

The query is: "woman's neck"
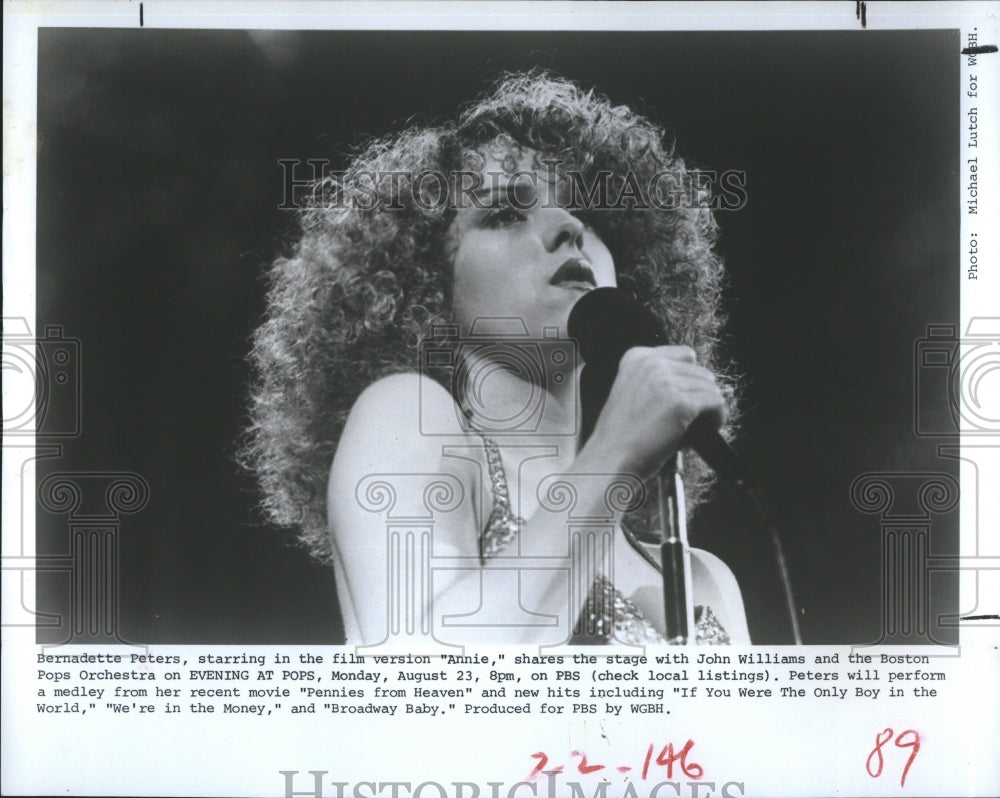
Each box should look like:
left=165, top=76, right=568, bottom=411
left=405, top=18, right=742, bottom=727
left=457, top=351, right=581, bottom=455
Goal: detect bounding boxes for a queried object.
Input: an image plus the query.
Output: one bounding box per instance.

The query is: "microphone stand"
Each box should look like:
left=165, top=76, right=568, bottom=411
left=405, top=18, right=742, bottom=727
left=658, top=453, right=695, bottom=645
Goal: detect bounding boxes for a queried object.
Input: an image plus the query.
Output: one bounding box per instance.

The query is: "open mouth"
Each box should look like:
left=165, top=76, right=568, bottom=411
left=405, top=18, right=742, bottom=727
left=549, top=258, right=596, bottom=290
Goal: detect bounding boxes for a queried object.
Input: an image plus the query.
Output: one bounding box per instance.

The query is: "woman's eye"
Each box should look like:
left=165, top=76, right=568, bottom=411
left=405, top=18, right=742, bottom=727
left=483, top=206, right=526, bottom=228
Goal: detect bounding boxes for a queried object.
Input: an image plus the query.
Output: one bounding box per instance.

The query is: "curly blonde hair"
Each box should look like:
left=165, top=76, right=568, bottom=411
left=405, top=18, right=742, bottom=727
left=240, top=70, right=735, bottom=562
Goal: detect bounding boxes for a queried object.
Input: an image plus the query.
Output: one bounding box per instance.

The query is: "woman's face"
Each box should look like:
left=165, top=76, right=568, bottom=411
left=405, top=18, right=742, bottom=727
left=446, top=147, right=617, bottom=339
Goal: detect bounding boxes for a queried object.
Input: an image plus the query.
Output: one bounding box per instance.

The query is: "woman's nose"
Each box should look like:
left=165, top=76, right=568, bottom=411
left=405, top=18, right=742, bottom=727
left=543, top=208, right=585, bottom=253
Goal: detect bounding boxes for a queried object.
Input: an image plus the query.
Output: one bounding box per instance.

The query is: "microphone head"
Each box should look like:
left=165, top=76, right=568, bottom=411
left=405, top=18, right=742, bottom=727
left=567, top=287, right=667, bottom=368
left=568, top=287, right=667, bottom=446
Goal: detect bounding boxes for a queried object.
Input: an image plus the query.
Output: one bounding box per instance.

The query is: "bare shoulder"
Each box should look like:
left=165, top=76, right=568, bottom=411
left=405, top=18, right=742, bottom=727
left=345, top=373, right=464, bottom=440
left=329, top=373, right=474, bottom=490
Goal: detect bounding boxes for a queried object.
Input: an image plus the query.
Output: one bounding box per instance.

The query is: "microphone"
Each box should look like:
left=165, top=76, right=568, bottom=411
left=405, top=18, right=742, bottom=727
left=569, top=288, right=804, bottom=644
left=567, top=287, right=763, bottom=511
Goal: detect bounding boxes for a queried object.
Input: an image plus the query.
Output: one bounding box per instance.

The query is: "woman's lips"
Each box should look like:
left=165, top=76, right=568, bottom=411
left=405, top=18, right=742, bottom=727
left=549, top=258, right=596, bottom=290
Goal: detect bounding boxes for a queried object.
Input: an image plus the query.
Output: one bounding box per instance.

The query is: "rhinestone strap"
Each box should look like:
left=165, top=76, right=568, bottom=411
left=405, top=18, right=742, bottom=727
left=478, top=436, right=729, bottom=645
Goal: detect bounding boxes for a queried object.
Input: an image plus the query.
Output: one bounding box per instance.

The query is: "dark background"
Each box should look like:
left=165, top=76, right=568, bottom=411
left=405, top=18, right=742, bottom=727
left=35, top=28, right=960, bottom=645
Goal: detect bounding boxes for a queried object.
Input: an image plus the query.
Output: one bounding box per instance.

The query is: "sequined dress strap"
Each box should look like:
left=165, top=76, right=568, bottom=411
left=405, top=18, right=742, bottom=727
left=477, top=436, right=729, bottom=645
left=479, top=436, right=525, bottom=559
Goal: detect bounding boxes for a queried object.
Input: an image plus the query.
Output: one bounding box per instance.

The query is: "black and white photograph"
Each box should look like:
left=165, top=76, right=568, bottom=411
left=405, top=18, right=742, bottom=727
left=3, top=2, right=998, bottom=797
left=29, top=23, right=963, bottom=647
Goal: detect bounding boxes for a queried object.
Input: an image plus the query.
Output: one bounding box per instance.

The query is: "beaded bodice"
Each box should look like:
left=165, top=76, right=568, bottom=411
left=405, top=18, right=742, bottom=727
left=478, top=436, right=729, bottom=645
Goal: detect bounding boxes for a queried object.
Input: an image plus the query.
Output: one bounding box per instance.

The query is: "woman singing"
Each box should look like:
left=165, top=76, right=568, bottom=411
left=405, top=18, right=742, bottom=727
left=242, top=71, right=750, bottom=646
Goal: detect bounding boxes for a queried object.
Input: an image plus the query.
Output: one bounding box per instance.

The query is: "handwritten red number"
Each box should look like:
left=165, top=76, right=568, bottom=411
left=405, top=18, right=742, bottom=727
left=866, top=728, right=920, bottom=787
left=529, top=752, right=558, bottom=779
left=894, top=730, right=921, bottom=787
left=641, top=744, right=654, bottom=780
left=536, top=742, right=701, bottom=783
left=866, top=728, right=894, bottom=778
left=570, top=751, right=605, bottom=774
left=655, top=739, right=704, bottom=779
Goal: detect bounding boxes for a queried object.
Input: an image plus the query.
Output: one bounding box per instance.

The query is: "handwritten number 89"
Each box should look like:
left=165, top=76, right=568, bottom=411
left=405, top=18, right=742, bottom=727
left=866, top=727, right=921, bottom=788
